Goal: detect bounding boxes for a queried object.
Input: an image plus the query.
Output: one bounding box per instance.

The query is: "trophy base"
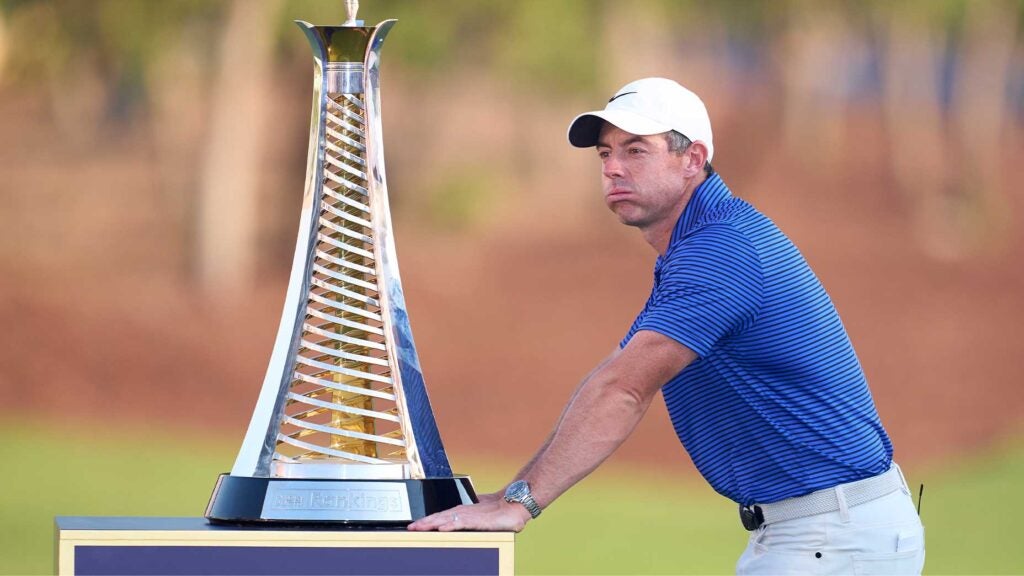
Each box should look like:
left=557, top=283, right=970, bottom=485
left=204, top=474, right=477, bottom=526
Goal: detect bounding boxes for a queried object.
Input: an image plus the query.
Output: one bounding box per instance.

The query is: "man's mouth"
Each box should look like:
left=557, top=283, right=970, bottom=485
left=606, top=188, right=632, bottom=202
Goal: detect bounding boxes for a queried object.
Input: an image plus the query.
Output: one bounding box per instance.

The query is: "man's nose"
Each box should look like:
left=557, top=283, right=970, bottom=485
left=602, top=155, right=624, bottom=179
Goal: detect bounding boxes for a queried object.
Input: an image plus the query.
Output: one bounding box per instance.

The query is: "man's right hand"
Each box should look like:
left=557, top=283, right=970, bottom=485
left=407, top=498, right=532, bottom=532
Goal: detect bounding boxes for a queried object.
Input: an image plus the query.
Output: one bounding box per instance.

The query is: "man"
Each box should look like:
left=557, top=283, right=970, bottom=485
left=409, top=77, right=925, bottom=574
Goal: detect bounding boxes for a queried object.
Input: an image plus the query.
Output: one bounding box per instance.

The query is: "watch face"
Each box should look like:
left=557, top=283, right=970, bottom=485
left=503, top=480, right=541, bottom=518
left=505, top=480, right=528, bottom=501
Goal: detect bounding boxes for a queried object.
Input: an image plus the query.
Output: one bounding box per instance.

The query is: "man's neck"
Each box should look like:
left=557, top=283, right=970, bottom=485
left=644, top=172, right=707, bottom=256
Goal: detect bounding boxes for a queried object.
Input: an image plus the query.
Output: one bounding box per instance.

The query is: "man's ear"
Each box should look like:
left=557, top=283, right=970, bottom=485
left=686, top=142, right=710, bottom=175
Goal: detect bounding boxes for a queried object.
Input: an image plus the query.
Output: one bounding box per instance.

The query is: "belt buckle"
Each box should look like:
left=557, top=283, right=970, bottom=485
left=739, top=504, right=764, bottom=531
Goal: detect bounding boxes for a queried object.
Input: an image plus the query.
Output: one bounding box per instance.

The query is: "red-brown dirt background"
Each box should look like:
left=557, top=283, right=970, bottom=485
left=2, top=91, right=1022, bottom=477
left=1, top=1, right=1023, bottom=480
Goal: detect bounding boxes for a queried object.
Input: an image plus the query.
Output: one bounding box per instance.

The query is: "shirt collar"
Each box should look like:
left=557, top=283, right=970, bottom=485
left=658, top=172, right=732, bottom=266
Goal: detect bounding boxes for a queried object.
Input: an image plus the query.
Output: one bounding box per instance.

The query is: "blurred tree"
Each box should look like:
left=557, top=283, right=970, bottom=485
left=371, top=0, right=504, bottom=72
left=496, top=0, right=599, bottom=94
left=0, top=0, right=221, bottom=140
left=0, top=7, right=8, bottom=83
left=880, top=0, right=957, bottom=258
left=778, top=0, right=862, bottom=170
left=2, top=0, right=1019, bottom=279
left=1, top=1, right=107, bottom=143
left=147, top=8, right=221, bottom=282
left=600, top=0, right=680, bottom=84
left=195, top=0, right=284, bottom=295
left=950, top=0, right=1018, bottom=252
left=498, top=0, right=601, bottom=188
left=1, top=0, right=290, bottom=291
left=879, top=0, right=1020, bottom=259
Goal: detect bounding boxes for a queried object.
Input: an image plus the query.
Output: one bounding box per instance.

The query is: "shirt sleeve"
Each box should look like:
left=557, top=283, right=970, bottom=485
left=635, top=224, right=763, bottom=358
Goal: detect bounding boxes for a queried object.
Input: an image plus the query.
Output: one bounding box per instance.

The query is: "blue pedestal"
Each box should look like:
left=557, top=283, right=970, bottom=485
left=55, top=517, right=514, bottom=575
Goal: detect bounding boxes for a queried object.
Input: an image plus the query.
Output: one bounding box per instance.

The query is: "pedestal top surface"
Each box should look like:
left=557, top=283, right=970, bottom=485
left=55, top=516, right=513, bottom=541
left=56, top=517, right=409, bottom=532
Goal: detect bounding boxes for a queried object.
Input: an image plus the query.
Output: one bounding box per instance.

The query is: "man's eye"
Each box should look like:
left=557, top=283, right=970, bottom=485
left=629, top=147, right=644, bottom=154
left=598, top=151, right=610, bottom=159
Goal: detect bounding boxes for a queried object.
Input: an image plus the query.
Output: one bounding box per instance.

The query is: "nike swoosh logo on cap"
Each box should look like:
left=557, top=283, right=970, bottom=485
left=608, top=91, right=637, bottom=103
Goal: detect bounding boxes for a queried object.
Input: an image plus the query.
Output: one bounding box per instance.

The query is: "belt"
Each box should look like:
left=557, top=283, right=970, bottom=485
left=739, top=465, right=904, bottom=531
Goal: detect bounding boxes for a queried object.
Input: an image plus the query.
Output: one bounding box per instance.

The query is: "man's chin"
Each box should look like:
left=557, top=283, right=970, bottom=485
left=612, top=210, right=645, bottom=228
left=607, top=203, right=649, bottom=228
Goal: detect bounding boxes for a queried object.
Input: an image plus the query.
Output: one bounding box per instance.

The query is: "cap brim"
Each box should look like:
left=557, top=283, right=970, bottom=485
left=566, top=110, right=672, bottom=148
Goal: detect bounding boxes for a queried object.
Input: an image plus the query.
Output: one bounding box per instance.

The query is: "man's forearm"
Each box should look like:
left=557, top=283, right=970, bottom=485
left=507, top=352, right=619, bottom=487
left=408, top=332, right=694, bottom=533
left=519, top=363, right=656, bottom=509
left=510, top=332, right=695, bottom=512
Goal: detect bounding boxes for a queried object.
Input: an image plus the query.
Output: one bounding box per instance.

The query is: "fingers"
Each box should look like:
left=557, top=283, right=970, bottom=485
left=407, top=506, right=464, bottom=531
left=407, top=501, right=529, bottom=533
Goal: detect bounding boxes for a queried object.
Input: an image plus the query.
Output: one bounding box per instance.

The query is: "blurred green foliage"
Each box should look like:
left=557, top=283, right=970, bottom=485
left=283, top=0, right=600, bottom=91
left=2, top=420, right=1022, bottom=574
left=7, top=0, right=1019, bottom=96
left=280, top=0, right=497, bottom=71
left=426, top=167, right=499, bottom=230
left=0, top=0, right=603, bottom=92
left=1, top=0, right=221, bottom=85
left=494, top=0, right=599, bottom=94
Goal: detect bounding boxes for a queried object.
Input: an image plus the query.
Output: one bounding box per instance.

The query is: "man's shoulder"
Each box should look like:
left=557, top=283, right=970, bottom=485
left=697, top=195, right=763, bottom=228
left=680, top=197, right=783, bottom=250
left=676, top=213, right=759, bottom=255
left=663, top=220, right=763, bottom=284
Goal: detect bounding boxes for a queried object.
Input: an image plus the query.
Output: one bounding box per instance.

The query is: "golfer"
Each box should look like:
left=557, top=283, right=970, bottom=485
left=409, top=77, right=925, bottom=575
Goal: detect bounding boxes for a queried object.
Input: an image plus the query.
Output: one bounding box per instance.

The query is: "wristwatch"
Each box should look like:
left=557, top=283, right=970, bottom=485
left=504, top=480, right=542, bottom=518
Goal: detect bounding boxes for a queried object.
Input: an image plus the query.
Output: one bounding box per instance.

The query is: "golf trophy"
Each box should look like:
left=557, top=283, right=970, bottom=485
left=206, top=1, right=476, bottom=525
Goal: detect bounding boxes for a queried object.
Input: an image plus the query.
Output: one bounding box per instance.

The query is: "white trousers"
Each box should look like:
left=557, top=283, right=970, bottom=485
left=736, top=467, right=925, bottom=575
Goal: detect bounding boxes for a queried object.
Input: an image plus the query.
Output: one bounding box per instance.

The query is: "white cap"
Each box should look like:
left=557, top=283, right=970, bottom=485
left=567, top=77, right=714, bottom=161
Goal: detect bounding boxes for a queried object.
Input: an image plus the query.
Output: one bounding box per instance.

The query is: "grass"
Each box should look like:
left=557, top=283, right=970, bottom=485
left=0, top=420, right=1020, bottom=574
left=909, top=439, right=1024, bottom=575
left=0, top=422, right=236, bottom=575
left=467, top=464, right=741, bottom=574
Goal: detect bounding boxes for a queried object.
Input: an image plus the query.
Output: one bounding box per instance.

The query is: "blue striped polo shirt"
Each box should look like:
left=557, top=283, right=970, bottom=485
left=622, top=173, right=892, bottom=506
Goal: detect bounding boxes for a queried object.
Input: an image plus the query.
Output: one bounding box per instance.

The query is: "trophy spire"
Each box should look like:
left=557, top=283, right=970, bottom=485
left=206, top=9, right=474, bottom=525
left=343, top=0, right=360, bottom=26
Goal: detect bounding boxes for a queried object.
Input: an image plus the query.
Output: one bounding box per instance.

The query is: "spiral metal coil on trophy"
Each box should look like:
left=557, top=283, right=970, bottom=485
left=205, top=5, right=475, bottom=525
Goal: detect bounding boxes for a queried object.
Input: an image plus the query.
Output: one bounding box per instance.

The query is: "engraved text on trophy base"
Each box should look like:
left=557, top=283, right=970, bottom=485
left=262, top=481, right=412, bottom=521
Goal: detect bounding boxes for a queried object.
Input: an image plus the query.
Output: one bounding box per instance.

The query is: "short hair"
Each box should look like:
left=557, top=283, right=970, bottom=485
left=664, top=130, right=714, bottom=176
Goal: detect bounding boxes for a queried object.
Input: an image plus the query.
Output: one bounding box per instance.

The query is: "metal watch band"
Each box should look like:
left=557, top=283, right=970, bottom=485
left=519, top=492, right=542, bottom=519
left=504, top=480, right=542, bottom=519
